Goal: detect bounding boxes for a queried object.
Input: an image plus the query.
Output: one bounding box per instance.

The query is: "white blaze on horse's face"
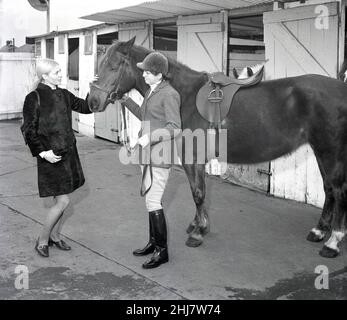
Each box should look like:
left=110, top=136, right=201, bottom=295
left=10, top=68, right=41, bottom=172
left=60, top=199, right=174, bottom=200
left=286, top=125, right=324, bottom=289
left=89, top=38, right=136, bottom=111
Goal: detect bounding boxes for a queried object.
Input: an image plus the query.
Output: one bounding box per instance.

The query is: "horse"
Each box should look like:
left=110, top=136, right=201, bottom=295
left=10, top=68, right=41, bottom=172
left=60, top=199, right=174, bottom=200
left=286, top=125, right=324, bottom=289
left=88, top=37, right=347, bottom=258
left=338, top=60, right=347, bottom=83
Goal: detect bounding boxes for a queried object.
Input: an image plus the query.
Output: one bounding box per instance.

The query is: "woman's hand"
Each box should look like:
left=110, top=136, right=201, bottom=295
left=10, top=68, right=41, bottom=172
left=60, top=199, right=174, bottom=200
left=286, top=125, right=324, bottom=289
left=41, top=150, right=62, bottom=163
left=91, top=75, right=99, bottom=83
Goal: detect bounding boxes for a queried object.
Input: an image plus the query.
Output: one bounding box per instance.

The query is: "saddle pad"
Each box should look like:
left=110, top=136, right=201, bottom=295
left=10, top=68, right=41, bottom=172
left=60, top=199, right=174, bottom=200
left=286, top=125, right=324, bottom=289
left=210, top=65, right=264, bottom=87
left=196, top=83, right=240, bottom=124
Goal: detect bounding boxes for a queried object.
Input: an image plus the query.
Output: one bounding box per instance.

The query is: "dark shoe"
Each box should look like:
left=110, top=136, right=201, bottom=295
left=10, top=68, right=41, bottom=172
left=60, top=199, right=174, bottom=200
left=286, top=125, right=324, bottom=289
left=48, top=238, right=71, bottom=251
left=133, top=242, right=155, bottom=256
left=35, top=239, right=49, bottom=257
left=142, top=247, right=169, bottom=269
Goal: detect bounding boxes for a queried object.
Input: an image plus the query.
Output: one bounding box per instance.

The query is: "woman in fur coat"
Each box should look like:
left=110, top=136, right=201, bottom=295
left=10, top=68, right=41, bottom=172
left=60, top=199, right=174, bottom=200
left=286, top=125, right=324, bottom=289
left=21, top=58, right=95, bottom=258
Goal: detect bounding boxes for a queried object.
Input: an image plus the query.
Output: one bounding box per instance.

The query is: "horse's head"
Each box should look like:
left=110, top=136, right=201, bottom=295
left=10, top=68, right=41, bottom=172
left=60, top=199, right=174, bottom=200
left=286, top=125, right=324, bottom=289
left=88, top=37, right=138, bottom=112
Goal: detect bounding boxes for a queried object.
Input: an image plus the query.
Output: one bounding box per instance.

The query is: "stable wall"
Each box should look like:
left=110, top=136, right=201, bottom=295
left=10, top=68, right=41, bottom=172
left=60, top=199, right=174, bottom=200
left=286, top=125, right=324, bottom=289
left=0, top=53, right=36, bottom=120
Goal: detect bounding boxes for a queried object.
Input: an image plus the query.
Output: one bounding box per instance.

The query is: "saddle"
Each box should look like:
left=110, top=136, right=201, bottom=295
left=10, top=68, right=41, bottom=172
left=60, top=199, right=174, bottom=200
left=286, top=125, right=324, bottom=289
left=196, top=65, right=264, bottom=128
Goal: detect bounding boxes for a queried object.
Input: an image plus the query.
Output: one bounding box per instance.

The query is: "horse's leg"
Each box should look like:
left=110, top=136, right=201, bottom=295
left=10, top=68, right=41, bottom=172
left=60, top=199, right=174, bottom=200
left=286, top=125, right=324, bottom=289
left=319, top=162, right=347, bottom=258
left=307, top=161, right=334, bottom=242
left=183, top=163, right=210, bottom=247
left=306, top=183, right=334, bottom=242
left=319, top=200, right=346, bottom=258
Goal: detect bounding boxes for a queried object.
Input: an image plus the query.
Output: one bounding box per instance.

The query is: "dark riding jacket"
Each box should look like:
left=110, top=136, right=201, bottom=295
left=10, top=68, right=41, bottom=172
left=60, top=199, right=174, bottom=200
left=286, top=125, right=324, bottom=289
left=121, top=80, right=181, bottom=168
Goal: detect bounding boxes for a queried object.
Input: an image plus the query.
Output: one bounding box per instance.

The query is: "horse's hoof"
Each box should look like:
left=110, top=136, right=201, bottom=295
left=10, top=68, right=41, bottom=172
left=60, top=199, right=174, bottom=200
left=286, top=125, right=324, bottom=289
left=306, top=231, right=324, bottom=242
left=186, top=224, right=195, bottom=234
left=185, top=236, right=203, bottom=247
left=319, top=245, right=339, bottom=258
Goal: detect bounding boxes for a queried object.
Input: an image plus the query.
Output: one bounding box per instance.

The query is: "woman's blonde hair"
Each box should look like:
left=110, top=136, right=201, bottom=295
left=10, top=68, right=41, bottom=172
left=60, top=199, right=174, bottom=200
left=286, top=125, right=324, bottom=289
left=36, top=58, right=59, bottom=81
left=31, top=58, right=60, bottom=90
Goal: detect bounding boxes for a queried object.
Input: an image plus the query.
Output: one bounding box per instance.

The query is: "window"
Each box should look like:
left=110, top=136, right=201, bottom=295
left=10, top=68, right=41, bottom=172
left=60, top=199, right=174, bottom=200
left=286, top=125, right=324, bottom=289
left=46, top=38, right=54, bottom=59
left=58, top=35, right=65, bottom=54
left=84, top=33, right=93, bottom=55
left=35, top=41, right=41, bottom=57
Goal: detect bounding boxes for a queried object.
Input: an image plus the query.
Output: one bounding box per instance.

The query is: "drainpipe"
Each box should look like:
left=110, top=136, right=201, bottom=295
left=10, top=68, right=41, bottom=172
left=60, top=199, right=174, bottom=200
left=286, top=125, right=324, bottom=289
left=43, top=0, right=50, bottom=32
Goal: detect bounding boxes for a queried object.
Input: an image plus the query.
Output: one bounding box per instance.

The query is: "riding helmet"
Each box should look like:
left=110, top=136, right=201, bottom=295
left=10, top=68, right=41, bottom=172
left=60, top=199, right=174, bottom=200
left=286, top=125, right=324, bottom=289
left=137, top=51, right=169, bottom=76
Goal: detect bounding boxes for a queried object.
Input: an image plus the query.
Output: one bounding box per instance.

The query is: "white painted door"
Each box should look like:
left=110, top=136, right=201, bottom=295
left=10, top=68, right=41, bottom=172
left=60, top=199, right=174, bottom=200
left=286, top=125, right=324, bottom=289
left=264, top=2, right=340, bottom=207
left=177, top=12, right=227, bottom=73
left=118, top=21, right=153, bottom=146
left=67, top=79, right=79, bottom=132
left=78, top=30, right=96, bottom=137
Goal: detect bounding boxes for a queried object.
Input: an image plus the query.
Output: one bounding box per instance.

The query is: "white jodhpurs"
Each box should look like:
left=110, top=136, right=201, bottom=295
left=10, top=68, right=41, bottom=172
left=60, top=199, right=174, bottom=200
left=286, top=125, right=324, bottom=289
left=141, top=166, right=170, bottom=212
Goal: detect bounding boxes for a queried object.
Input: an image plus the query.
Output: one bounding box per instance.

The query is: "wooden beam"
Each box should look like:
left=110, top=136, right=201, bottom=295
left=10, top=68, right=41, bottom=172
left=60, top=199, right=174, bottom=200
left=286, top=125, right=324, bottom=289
left=228, top=3, right=273, bottom=18
left=264, top=2, right=338, bottom=24
left=229, top=37, right=264, bottom=46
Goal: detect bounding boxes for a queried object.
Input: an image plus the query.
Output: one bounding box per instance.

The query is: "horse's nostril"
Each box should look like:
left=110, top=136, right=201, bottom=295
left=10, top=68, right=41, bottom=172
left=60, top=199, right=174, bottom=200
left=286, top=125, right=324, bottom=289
left=89, top=96, right=100, bottom=110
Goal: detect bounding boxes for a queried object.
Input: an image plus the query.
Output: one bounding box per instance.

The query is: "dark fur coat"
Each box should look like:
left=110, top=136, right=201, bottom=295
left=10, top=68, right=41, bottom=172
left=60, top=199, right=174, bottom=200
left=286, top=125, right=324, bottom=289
left=21, top=83, right=92, bottom=197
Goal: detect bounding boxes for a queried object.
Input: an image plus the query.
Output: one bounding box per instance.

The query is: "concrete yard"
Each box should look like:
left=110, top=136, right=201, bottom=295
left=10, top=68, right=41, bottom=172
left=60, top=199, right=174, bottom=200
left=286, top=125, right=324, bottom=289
left=0, top=119, right=346, bottom=300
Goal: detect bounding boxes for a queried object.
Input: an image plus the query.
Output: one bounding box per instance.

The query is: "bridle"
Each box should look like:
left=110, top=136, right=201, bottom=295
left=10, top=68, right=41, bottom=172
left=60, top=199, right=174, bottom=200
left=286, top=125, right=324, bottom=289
left=89, top=58, right=128, bottom=104
left=89, top=57, right=133, bottom=153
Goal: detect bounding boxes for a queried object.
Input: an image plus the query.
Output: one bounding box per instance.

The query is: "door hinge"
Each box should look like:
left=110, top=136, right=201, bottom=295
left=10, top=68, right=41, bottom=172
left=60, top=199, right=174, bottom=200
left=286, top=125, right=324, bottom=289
left=257, top=169, right=272, bottom=176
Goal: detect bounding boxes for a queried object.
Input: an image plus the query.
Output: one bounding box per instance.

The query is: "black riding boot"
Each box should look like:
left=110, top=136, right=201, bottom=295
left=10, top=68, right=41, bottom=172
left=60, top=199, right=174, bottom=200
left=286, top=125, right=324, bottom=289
left=142, top=209, right=169, bottom=269
left=133, top=213, right=155, bottom=256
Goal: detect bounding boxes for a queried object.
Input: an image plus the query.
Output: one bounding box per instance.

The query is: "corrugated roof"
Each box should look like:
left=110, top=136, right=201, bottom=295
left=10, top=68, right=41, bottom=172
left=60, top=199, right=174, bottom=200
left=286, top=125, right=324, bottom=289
left=81, top=0, right=274, bottom=23
left=26, top=23, right=117, bottom=42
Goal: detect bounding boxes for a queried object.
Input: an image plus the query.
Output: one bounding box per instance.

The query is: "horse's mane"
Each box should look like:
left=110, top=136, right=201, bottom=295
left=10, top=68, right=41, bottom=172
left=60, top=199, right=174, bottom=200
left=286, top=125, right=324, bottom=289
left=129, top=44, right=208, bottom=93
left=130, top=44, right=205, bottom=75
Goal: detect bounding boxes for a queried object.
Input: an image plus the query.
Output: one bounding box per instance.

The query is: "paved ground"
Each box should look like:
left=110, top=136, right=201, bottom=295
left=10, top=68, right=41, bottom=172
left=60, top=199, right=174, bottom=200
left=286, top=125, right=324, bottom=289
left=0, top=119, right=346, bottom=300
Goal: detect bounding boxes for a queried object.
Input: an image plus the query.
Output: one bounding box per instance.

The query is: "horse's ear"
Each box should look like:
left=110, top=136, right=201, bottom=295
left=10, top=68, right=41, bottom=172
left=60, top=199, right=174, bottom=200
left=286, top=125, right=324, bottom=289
left=232, top=68, right=238, bottom=79
left=247, top=67, right=253, bottom=77
left=119, top=37, right=136, bottom=54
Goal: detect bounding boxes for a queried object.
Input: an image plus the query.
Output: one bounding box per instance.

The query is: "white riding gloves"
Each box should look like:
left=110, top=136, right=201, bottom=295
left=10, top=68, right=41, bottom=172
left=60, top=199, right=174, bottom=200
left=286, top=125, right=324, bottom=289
left=137, top=134, right=150, bottom=147
left=130, top=134, right=150, bottom=149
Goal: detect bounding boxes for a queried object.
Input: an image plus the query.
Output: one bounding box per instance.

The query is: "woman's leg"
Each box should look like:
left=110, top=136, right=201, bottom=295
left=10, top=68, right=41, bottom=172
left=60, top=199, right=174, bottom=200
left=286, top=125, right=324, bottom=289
left=50, top=207, right=69, bottom=241
left=38, top=194, right=70, bottom=245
